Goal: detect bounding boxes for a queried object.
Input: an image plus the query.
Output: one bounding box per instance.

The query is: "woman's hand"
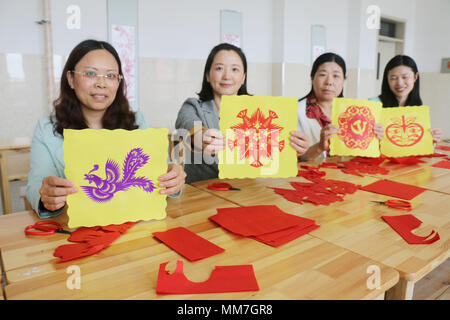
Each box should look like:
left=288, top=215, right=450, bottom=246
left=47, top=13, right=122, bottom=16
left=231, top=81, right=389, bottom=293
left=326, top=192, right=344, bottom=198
left=290, top=131, right=310, bottom=157
left=158, top=164, right=186, bottom=195
left=430, top=127, right=443, bottom=143
left=373, top=123, right=384, bottom=140
left=39, top=176, right=78, bottom=211
left=319, top=125, right=340, bottom=152
left=202, top=129, right=225, bottom=155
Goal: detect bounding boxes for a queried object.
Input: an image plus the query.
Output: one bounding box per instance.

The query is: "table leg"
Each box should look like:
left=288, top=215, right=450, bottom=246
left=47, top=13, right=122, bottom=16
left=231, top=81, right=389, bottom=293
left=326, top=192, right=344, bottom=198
left=0, top=152, right=13, bottom=214
left=385, top=278, right=415, bottom=300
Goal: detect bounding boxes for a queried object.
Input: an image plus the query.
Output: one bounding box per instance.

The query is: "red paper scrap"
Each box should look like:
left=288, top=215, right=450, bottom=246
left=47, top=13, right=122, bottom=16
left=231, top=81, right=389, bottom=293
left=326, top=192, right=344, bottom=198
left=252, top=223, right=319, bottom=247
left=53, top=222, right=136, bottom=263
left=360, top=180, right=426, bottom=200
left=386, top=157, right=426, bottom=165
left=152, top=227, right=224, bottom=261
left=156, top=260, right=259, bottom=294
left=210, top=205, right=301, bottom=237
left=420, top=152, right=447, bottom=158
left=435, top=145, right=450, bottom=151
left=432, top=160, right=450, bottom=169
left=297, top=166, right=326, bottom=180
left=382, top=215, right=440, bottom=244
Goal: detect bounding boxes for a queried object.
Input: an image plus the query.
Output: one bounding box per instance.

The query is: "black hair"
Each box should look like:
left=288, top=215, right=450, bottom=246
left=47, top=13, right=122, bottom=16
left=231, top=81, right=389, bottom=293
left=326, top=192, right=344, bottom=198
left=378, top=55, right=422, bottom=107
left=299, top=52, right=347, bottom=101
left=197, top=43, right=249, bottom=101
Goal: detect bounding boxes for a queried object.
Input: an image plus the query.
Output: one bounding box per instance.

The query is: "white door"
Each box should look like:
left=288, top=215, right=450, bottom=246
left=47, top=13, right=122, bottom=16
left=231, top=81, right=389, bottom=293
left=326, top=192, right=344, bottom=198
left=376, top=40, right=396, bottom=94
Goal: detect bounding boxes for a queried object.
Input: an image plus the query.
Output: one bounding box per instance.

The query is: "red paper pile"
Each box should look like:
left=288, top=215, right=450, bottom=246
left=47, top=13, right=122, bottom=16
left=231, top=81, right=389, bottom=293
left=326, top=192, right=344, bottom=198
left=156, top=260, right=259, bottom=294
left=54, top=222, right=136, bottom=263
left=360, top=180, right=426, bottom=200
left=209, top=205, right=319, bottom=247
left=270, top=179, right=360, bottom=206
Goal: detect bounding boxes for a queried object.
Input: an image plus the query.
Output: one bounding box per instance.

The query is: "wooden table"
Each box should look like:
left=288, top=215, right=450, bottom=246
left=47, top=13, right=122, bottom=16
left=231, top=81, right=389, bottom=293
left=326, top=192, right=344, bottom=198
left=1, top=185, right=398, bottom=300
left=0, top=137, right=31, bottom=214
left=192, top=167, right=450, bottom=300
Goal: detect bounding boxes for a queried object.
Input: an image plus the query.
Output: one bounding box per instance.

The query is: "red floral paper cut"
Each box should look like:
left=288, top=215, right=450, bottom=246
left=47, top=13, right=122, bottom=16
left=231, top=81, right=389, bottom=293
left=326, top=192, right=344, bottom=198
left=152, top=227, right=224, bottom=261
left=337, top=105, right=375, bottom=150
left=156, top=260, right=259, bottom=294
left=386, top=115, right=424, bottom=147
left=228, top=108, right=285, bottom=167
left=382, top=215, right=440, bottom=244
left=360, top=180, right=426, bottom=200
left=53, top=222, right=136, bottom=263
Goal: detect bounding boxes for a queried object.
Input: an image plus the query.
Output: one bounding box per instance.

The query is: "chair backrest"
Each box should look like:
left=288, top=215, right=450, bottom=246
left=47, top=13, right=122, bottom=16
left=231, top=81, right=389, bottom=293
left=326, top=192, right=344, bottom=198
left=168, top=131, right=185, bottom=166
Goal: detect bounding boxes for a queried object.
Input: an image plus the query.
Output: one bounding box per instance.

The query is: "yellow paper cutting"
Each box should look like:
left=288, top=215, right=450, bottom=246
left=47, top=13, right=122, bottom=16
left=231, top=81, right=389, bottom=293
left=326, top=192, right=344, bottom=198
left=380, top=106, right=433, bottom=157
left=64, top=128, right=168, bottom=228
left=330, top=98, right=382, bottom=157
left=218, top=95, right=298, bottom=179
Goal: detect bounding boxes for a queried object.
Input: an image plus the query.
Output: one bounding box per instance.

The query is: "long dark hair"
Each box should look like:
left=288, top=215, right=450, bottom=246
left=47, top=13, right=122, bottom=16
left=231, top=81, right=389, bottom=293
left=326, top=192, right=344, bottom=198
left=52, top=39, right=137, bottom=135
left=378, top=55, right=422, bottom=107
left=299, top=52, right=347, bottom=101
left=197, top=43, right=249, bottom=101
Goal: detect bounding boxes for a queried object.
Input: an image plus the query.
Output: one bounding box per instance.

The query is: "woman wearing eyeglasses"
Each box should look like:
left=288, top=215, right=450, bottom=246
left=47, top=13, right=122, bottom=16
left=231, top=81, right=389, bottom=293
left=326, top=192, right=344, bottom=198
left=26, top=39, right=186, bottom=218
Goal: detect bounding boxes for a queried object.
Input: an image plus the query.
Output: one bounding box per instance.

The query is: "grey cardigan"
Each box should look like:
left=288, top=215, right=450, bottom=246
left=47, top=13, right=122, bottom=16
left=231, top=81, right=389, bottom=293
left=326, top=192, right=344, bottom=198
left=175, top=98, right=220, bottom=184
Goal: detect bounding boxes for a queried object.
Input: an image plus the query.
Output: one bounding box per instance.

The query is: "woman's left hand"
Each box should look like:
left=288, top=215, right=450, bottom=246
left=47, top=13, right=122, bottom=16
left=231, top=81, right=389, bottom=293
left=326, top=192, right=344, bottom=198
left=373, top=123, right=384, bottom=140
left=158, top=164, right=186, bottom=195
left=430, top=127, right=443, bottom=143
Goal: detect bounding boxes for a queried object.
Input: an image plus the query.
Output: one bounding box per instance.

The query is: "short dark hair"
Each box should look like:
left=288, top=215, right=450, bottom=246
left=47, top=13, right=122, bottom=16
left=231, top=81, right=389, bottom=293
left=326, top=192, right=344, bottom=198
left=52, top=39, right=137, bottom=135
left=299, top=52, right=347, bottom=101
left=197, top=43, right=249, bottom=101
left=378, top=55, right=422, bottom=107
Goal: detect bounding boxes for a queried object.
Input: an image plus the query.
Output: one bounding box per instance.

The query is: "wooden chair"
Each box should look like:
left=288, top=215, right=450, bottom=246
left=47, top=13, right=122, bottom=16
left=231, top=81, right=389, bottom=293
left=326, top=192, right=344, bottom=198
left=0, top=147, right=30, bottom=214
left=168, top=130, right=185, bottom=166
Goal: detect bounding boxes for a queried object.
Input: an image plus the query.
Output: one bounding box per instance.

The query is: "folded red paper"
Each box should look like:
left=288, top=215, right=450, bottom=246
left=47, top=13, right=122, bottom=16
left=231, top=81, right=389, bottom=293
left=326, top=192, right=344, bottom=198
left=156, top=260, right=259, bottom=294
left=210, top=205, right=319, bottom=247
left=432, top=160, right=450, bottom=169
left=53, top=222, right=136, bottom=263
left=152, top=227, right=224, bottom=261
left=360, top=180, right=426, bottom=200
left=382, top=214, right=440, bottom=244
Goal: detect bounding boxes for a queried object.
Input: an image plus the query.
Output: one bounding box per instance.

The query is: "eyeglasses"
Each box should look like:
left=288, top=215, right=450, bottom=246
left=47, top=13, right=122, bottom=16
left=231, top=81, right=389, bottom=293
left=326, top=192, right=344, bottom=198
left=71, top=70, right=123, bottom=84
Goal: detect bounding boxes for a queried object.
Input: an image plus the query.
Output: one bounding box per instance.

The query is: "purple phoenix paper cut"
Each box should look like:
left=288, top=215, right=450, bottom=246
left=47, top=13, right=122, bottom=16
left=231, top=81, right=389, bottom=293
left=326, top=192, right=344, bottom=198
left=81, top=147, right=156, bottom=203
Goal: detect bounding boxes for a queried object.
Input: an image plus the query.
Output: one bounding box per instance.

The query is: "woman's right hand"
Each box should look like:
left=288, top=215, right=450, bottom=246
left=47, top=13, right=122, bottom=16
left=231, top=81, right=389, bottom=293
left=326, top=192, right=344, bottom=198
left=39, top=176, right=78, bottom=211
left=319, top=124, right=341, bottom=152
left=202, top=129, right=225, bottom=155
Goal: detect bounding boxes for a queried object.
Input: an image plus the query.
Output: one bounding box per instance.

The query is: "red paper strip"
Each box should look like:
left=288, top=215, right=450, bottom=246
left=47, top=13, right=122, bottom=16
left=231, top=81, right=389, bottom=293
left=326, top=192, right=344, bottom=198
left=210, top=205, right=301, bottom=236
left=156, top=260, right=259, bottom=294
left=153, top=227, right=224, bottom=261
left=382, top=215, right=440, bottom=244
left=432, top=160, right=450, bottom=169
left=53, top=222, right=136, bottom=263
left=360, top=180, right=426, bottom=200
left=435, top=145, right=450, bottom=151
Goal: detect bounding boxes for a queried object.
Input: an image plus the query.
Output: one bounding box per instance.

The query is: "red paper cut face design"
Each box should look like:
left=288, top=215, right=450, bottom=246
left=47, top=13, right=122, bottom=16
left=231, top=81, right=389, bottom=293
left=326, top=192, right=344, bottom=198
left=385, top=115, right=424, bottom=147
left=227, top=108, right=285, bottom=167
left=337, top=105, right=375, bottom=149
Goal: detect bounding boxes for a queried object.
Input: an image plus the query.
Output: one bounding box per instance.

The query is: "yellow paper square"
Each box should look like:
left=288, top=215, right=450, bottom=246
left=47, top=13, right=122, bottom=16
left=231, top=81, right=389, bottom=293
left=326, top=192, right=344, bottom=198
left=380, top=106, right=433, bottom=157
left=330, top=98, right=382, bottom=157
left=64, top=128, right=168, bottom=228
left=218, top=95, right=298, bottom=178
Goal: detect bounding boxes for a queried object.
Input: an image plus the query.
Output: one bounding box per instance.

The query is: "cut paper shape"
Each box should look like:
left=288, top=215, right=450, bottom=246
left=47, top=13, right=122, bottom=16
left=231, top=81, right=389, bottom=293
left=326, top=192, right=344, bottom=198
left=152, top=227, right=224, bottom=261
left=270, top=179, right=360, bottom=206
left=386, top=156, right=426, bottom=165
left=53, top=222, right=136, bottom=263
left=380, top=106, right=433, bottom=157
left=64, top=128, right=168, bottom=228
left=210, top=205, right=319, bottom=247
left=360, top=180, right=426, bottom=200
left=219, top=95, right=298, bottom=179
left=432, top=160, right=450, bottom=169
left=82, top=148, right=156, bottom=202
left=435, top=145, right=450, bottom=151
left=330, top=98, right=382, bottom=157
left=382, top=215, right=440, bottom=244
left=156, top=260, right=259, bottom=294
